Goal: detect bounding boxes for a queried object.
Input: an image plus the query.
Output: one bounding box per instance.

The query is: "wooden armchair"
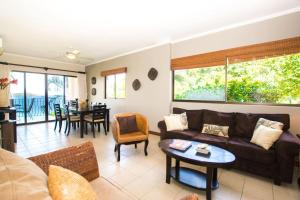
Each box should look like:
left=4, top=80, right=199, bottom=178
left=112, top=112, right=149, bottom=161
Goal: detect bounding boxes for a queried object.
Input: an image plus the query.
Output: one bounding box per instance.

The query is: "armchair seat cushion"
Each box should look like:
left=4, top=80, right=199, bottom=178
left=117, top=131, right=148, bottom=143
left=228, top=137, right=275, bottom=164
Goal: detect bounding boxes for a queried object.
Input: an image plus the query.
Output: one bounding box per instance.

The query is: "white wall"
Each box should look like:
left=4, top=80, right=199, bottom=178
left=86, top=11, right=300, bottom=134
left=0, top=53, right=87, bottom=100
left=171, top=11, right=300, bottom=134
left=86, top=44, right=171, bottom=132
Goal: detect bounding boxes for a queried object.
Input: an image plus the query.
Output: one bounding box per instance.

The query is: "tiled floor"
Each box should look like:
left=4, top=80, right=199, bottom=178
left=16, top=123, right=300, bottom=200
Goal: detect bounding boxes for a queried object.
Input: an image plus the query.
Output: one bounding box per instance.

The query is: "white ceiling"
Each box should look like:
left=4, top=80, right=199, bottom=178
left=0, top=0, right=300, bottom=65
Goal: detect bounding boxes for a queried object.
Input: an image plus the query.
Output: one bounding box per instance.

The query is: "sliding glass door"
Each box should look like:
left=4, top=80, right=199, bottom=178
left=10, top=72, right=25, bottom=124
left=25, top=73, right=46, bottom=123
left=48, top=75, right=64, bottom=120
left=10, top=71, right=78, bottom=124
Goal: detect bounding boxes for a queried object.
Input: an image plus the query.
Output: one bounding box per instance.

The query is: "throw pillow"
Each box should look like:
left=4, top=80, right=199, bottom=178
left=250, top=125, right=283, bottom=150
left=201, top=124, right=229, bottom=137
left=117, top=115, right=138, bottom=134
left=254, top=118, right=284, bottom=131
left=164, top=115, right=184, bottom=131
left=48, top=165, right=98, bottom=200
left=171, top=112, right=188, bottom=130
left=0, top=148, right=51, bottom=200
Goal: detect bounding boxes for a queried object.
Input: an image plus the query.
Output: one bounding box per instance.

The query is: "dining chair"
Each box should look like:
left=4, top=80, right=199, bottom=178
left=54, top=104, right=66, bottom=132
left=84, top=105, right=107, bottom=137
left=64, top=104, right=80, bottom=135
left=69, top=99, right=79, bottom=109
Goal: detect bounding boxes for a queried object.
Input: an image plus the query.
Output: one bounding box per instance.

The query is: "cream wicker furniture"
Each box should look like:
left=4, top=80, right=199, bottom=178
left=112, top=112, right=149, bottom=161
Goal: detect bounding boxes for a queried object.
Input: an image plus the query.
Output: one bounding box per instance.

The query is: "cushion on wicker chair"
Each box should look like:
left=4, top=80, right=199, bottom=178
left=48, top=165, right=98, bottom=200
left=0, top=148, right=51, bottom=200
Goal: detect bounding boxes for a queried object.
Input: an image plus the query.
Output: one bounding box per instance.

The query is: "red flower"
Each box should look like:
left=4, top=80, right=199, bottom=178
left=11, top=79, right=18, bottom=84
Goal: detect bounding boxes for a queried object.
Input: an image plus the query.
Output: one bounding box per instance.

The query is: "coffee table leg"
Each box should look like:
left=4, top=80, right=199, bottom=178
left=175, top=159, right=180, bottom=180
left=166, top=155, right=171, bottom=184
left=206, top=167, right=213, bottom=200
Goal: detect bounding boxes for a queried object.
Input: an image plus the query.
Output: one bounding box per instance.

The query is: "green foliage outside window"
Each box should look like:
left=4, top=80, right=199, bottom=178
left=174, top=53, right=300, bottom=105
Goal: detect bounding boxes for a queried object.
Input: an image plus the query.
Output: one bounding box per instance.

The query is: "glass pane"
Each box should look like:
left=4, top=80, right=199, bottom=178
left=26, top=73, right=45, bottom=122
left=116, top=73, right=126, bottom=98
left=10, top=72, right=25, bottom=124
left=106, top=75, right=115, bottom=98
left=227, top=53, right=300, bottom=104
left=65, top=76, right=78, bottom=102
left=48, top=75, right=64, bottom=120
left=174, top=66, right=226, bottom=101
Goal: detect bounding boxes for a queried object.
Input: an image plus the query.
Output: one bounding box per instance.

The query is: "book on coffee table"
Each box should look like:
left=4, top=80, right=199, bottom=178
left=169, top=140, right=192, bottom=151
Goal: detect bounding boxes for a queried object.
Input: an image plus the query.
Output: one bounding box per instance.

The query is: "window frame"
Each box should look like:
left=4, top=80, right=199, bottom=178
left=172, top=54, right=300, bottom=107
left=104, top=73, right=126, bottom=99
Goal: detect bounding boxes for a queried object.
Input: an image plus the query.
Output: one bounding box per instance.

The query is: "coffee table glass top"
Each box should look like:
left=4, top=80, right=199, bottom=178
left=159, top=139, right=235, bottom=166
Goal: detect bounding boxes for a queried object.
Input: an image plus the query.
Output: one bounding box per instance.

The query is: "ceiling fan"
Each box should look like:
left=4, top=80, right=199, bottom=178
left=56, top=48, right=93, bottom=64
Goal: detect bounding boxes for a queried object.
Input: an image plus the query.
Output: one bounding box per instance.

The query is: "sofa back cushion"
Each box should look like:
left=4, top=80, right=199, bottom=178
left=173, top=107, right=203, bottom=130
left=202, top=110, right=235, bottom=136
left=0, top=148, right=52, bottom=200
left=234, top=113, right=290, bottom=139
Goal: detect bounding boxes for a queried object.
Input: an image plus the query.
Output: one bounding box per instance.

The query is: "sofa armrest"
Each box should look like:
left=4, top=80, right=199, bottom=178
left=28, top=141, right=99, bottom=181
left=158, top=120, right=167, bottom=132
left=276, top=131, right=300, bottom=157
left=275, top=131, right=300, bottom=183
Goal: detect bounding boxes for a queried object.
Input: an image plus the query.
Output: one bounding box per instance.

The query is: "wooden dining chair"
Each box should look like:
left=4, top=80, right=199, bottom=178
left=54, top=104, right=66, bottom=132
left=64, top=104, right=80, bottom=135
left=84, top=105, right=107, bottom=137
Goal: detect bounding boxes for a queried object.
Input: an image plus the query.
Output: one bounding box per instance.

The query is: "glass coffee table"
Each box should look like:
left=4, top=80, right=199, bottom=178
left=159, top=139, right=236, bottom=200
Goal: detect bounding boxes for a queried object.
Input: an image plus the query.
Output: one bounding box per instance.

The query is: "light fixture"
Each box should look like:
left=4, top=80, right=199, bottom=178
left=65, top=52, right=76, bottom=59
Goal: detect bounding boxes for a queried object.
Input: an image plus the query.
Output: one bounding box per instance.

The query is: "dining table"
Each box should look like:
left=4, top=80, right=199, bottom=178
left=69, top=106, right=110, bottom=138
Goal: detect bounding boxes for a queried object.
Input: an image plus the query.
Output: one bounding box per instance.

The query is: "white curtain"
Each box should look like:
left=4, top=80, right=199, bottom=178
left=0, top=65, right=11, bottom=107
left=77, top=73, right=87, bottom=101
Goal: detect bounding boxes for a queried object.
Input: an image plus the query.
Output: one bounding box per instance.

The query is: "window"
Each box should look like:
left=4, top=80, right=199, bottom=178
left=172, top=37, right=300, bottom=105
left=105, top=73, right=126, bottom=99
left=174, top=66, right=225, bottom=101
left=227, top=53, right=300, bottom=104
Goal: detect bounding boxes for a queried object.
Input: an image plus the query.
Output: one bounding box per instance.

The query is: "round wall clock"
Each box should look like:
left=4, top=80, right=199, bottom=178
left=132, top=79, right=141, bottom=91
left=91, top=77, right=96, bottom=85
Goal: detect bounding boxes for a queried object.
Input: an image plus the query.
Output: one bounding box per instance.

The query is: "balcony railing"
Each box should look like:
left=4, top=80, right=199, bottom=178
left=11, top=95, right=64, bottom=123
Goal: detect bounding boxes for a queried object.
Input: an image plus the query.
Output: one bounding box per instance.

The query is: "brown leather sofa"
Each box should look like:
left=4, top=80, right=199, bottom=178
left=158, top=107, right=300, bottom=185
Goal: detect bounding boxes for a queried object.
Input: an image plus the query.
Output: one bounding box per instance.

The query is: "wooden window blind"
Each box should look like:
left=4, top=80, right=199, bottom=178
left=100, top=67, right=127, bottom=77
left=171, top=36, right=300, bottom=70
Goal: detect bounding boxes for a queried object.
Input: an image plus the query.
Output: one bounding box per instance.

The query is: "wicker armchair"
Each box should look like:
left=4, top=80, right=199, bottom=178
left=27, top=142, right=198, bottom=200
left=112, top=112, right=149, bottom=161
left=28, top=141, right=99, bottom=181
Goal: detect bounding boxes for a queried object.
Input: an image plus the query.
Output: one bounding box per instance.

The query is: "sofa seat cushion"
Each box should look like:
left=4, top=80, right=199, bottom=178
left=193, top=133, right=228, bottom=149
left=228, top=137, right=275, bottom=164
left=164, top=130, right=199, bottom=140
left=0, top=148, right=52, bottom=200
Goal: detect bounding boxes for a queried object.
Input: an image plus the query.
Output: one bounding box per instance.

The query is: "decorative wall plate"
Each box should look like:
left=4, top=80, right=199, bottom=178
left=148, top=67, right=158, bottom=80
left=91, top=88, right=96, bottom=95
left=91, top=77, right=96, bottom=84
left=132, top=79, right=141, bottom=91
